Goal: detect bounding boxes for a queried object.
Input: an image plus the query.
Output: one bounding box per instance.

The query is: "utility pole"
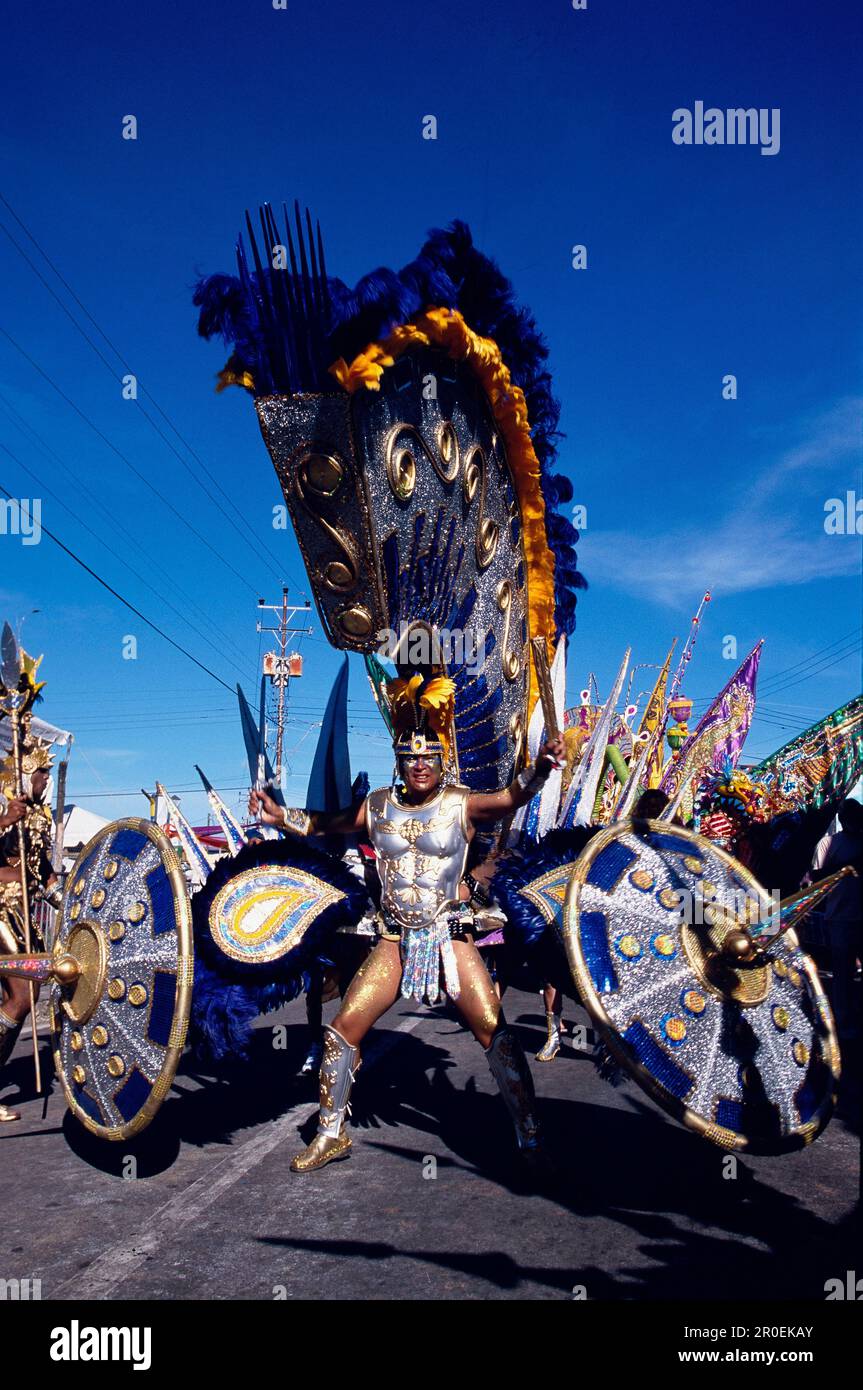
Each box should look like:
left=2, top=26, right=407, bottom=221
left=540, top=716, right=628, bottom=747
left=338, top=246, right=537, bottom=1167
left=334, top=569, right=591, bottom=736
left=257, top=588, right=313, bottom=783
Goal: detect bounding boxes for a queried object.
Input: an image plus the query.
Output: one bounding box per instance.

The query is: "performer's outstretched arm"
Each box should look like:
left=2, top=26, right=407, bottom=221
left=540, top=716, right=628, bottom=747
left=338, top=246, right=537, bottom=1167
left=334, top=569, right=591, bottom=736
left=467, top=736, right=564, bottom=825
left=248, top=788, right=366, bottom=837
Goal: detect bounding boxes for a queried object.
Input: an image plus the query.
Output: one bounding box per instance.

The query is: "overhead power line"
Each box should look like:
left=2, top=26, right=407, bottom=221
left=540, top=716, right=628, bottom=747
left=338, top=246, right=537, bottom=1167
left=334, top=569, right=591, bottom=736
left=0, top=385, right=251, bottom=662
left=0, top=438, right=257, bottom=687
left=0, top=323, right=263, bottom=598
left=0, top=193, right=306, bottom=595
left=0, top=478, right=235, bottom=693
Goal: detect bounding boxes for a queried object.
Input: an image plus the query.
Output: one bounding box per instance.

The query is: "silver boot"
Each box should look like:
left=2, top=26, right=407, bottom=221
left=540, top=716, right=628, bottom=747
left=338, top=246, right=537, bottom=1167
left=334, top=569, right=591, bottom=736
left=536, top=1009, right=562, bottom=1062
left=0, top=1007, right=22, bottom=1123
left=486, top=1026, right=541, bottom=1150
left=290, top=1025, right=358, bottom=1172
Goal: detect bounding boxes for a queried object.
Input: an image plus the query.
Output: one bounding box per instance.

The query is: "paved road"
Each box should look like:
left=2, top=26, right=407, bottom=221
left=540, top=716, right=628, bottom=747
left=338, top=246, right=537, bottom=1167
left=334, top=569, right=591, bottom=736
left=1, top=989, right=858, bottom=1301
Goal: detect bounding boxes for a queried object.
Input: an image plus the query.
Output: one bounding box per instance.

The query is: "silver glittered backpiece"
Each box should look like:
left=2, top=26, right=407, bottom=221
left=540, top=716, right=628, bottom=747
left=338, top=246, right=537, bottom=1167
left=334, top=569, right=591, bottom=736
left=257, top=346, right=529, bottom=795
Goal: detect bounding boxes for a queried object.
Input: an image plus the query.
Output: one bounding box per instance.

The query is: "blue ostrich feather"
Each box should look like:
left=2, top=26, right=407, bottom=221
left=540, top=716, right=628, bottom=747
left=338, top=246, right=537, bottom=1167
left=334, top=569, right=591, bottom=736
left=491, top=828, right=599, bottom=995
left=193, top=216, right=585, bottom=634
left=493, top=829, right=597, bottom=951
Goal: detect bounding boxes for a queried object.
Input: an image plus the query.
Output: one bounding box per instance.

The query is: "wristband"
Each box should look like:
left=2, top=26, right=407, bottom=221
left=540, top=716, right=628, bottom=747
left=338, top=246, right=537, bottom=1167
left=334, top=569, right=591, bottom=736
left=516, top=766, right=543, bottom=795
left=281, top=807, right=312, bottom=836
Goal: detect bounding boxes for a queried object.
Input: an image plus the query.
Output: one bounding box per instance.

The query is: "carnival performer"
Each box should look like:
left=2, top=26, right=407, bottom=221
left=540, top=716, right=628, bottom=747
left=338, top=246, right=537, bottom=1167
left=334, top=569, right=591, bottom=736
left=0, top=733, right=59, bottom=1122
left=250, top=682, right=564, bottom=1174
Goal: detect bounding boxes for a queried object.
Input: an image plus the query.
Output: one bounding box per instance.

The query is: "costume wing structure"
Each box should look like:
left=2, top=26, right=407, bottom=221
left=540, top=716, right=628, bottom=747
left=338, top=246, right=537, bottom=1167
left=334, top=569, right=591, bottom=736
left=511, top=636, right=567, bottom=843
left=157, top=782, right=215, bottom=888
left=195, top=766, right=248, bottom=854
left=194, top=214, right=584, bottom=814
left=189, top=836, right=371, bottom=1061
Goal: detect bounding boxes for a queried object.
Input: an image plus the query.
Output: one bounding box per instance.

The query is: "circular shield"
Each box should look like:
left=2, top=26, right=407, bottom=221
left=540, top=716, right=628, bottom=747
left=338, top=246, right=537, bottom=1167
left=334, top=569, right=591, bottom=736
left=563, top=819, right=839, bottom=1153
left=50, top=818, right=193, bottom=1141
left=209, top=864, right=346, bottom=965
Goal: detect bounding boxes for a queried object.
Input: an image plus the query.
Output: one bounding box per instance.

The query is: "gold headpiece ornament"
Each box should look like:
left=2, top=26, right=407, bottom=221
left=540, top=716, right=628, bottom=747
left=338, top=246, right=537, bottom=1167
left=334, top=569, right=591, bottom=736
left=0, top=645, right=46, bottom=720
left=0, top=728, right=54, bottom=794
left=386, top=674, right=456, bottom=762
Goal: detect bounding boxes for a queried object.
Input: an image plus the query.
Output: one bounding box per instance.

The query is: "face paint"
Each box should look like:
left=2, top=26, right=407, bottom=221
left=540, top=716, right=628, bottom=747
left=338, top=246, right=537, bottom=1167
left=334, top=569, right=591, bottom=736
left=400, top=754, right=442, bottom=773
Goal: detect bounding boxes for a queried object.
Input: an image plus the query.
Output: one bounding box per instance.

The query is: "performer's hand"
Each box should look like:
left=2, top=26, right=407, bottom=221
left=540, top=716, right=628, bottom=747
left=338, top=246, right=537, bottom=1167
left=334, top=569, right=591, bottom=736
left=536, top=735, right=565, bottom=776
left=0, top=798, right=26, bottom=829
left=248, top=788, right=284, bottom=827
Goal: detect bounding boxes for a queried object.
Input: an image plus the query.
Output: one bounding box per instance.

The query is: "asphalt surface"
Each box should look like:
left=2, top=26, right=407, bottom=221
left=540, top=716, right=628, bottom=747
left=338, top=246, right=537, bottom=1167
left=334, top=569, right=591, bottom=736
left=1, top=987, right=859, bottom=1302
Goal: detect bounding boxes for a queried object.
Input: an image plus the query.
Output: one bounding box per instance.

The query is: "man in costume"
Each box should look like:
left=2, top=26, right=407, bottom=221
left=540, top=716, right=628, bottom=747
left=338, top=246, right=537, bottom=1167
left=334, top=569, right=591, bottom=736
left=251, top=673, right=564, bottom=1173
left=0, top=730, right=59, bottom=1121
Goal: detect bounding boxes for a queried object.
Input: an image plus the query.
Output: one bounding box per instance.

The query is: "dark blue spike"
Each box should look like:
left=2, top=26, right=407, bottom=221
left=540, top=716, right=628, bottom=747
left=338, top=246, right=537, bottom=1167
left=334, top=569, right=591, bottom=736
left=450, top=583, right=477, bottom=633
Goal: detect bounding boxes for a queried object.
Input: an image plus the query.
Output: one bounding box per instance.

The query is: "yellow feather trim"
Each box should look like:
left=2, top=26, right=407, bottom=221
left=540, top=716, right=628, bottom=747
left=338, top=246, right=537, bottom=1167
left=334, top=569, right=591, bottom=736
left=385, top=674, right=456, bottom=761
left=331, top=307, right=556, bottom=717
left=216, top=367, right=256, bottom=394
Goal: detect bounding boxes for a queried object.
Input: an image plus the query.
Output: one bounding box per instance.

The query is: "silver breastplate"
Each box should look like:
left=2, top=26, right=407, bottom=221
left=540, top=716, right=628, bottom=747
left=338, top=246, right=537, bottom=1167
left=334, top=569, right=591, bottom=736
left=367, top=785, right=471, bottom=930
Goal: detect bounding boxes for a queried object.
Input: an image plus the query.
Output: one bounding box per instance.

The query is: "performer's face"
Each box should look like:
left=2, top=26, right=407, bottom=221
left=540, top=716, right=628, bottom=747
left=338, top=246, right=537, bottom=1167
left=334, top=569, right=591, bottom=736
left=400, top=754, right=442, bottom=798
left=30, top=769, right=49, bottom=802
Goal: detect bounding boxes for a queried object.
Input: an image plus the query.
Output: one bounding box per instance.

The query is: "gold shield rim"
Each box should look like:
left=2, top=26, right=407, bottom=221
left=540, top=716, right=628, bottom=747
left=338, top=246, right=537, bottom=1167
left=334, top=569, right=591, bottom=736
left=562, top=818, right=839, bottom=1154
left=50, top=817, right=193, bottom=1142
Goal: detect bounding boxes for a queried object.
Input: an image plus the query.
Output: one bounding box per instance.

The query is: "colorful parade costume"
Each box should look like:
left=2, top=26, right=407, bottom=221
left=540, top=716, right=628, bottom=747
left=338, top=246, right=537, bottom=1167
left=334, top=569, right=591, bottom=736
left=185, top=211, right=587, bottom=1167
left=0, top=641, right=58, bottom=1121
left=6, top=211, right=855, bottom=1163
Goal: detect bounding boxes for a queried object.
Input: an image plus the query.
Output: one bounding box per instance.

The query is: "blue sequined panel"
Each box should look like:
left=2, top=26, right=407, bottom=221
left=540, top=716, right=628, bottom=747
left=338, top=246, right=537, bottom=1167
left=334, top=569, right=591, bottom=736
left=623, top=1020, right=694, bottom=1100
left=586, top=841, right=637, bottom=892
left=580, top=910, right=619, bottom=994
left=147, top=970, right=177, bottom=1047
left=643, top=831, right=693, bottom=858
left=795, top=1073, right=821, bottom=1124
left=109, top=828, right=148, bottom=861
left=716, top=1098, right=743, bottom=1131
left=459, top=736, right=509, bottom=770
left=74, top=1087, right=104, bottom=1125
left=146, top=864, right=175, bottom=936
left=114, top=1066, right=152, bottom=1123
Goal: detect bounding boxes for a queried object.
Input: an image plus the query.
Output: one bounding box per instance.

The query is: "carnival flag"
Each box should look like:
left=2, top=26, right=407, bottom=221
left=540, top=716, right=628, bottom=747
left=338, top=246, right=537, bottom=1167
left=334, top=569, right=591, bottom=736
left=751, top=694, right=863, bottom=815
left=306, top=655, right=353, bottom=812
left=559, top=648, right=631, bottom=828
left=156, top=782, right=214, bottom=888
left=195, top=766, right=248, bottom=853
left=639, top=641, right=676, bottom=790
left=660, top=641, right=763, bottom=820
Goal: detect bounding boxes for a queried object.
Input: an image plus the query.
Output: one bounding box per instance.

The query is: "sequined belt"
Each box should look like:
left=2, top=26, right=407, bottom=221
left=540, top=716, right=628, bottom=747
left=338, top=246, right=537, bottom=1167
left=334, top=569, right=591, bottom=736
left=374, top=905, right=474, bottom=943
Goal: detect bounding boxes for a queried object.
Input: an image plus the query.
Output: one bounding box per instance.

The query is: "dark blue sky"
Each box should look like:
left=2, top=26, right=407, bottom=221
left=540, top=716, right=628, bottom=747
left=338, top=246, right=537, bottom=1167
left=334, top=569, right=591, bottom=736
left=1, top=0, right=860, bottom=821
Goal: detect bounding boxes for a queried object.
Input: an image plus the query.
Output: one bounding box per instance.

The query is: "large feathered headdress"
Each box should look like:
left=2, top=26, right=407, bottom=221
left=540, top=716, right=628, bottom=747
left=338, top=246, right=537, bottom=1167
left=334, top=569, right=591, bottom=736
left=386, top=674, right=455, bottom=762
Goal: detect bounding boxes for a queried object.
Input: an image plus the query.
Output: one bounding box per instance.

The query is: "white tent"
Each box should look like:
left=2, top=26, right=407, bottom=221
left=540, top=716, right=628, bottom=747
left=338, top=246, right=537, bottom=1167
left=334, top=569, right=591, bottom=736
left=60, top=804, right=110, bottom=872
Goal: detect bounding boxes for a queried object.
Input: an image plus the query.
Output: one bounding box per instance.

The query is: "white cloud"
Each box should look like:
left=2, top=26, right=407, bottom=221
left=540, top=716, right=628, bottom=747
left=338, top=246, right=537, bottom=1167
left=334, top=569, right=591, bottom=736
left=584, top=397, right=863, bottom=605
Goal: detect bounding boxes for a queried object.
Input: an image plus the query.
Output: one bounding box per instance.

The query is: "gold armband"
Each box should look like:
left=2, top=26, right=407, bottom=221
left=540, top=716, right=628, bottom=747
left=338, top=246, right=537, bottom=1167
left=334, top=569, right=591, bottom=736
left=281, top=807, right=313, bottom=836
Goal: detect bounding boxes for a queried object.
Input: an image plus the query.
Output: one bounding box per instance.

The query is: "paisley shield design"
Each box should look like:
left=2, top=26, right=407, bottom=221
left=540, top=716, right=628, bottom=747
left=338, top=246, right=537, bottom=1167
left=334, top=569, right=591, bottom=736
left=208, top=864, right=345, bottom=964
left=563, top=819, right=839, bottom=1154
left=50, top=819, right=193, bottom=1141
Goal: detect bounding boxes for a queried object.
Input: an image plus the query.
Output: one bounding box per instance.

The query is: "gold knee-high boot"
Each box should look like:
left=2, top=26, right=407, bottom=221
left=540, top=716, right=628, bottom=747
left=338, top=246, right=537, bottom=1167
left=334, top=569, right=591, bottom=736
left=290, top=1025, right=358, bottom=1173
left=0, top=1007, right=23, bottom=1123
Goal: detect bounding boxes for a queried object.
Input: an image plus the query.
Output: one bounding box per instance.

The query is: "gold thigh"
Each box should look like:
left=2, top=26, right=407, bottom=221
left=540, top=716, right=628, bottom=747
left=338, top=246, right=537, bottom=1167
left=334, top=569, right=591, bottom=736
left=333, top=936, right=403, bottom=1046
left=449, top=939, right=502, bottom=1048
